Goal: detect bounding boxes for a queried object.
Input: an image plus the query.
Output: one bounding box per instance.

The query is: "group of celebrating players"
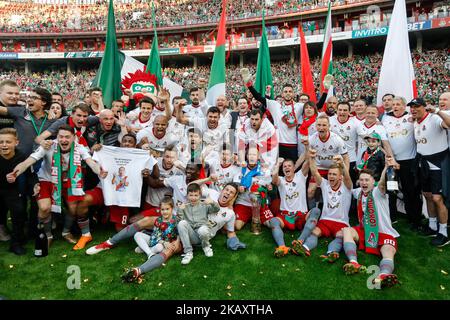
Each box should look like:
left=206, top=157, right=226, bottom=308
left=1, top=67, right=449, bottom=289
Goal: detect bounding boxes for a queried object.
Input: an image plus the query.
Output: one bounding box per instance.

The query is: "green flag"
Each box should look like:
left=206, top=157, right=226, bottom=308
left=146, top=3, right=163, bottom=87
left=255, top=11, right=273, bottom=99
left=93, top=0, right=122, bottom=108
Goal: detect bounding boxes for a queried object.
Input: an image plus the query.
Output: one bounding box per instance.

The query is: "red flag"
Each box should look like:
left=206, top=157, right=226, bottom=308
left=299, top=24, right=316, bottom=103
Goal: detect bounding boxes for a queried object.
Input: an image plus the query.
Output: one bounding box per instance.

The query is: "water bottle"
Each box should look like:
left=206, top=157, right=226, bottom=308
left=34, top=223, right=48, bottom=258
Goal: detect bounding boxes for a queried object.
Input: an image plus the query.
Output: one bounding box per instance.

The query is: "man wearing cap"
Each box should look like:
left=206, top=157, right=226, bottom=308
left=409, top=97, right=450, bottom=247
left=382, top=96, right=422, bottom=231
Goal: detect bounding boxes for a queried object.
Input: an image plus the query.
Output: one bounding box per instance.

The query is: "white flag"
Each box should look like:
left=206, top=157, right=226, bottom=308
left=376, top=0, right=417, bottom=106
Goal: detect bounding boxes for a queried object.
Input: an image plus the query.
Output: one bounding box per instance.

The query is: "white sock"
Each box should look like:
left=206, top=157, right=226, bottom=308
left=429, top=217, right=438, bottom=231
left=439, top=223, right=448, bottom=237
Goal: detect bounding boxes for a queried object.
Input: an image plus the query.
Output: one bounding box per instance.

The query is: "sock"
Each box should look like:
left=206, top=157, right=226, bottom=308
left=439, top=223, right=448, bottom=237
left=343, top=242, right=358, bottom=263
left=138, top=253, right=165, bottom=274
left=110, top=223, right=141, bottom=245
left=77, top=218, right=91, bottom=236
left=327, top=237, right=343, bottom=254
left=429, top=217, right=438, bottom=231
left=298, top=208, right=320, bottom=242
left=39, top=216, right=52, bottom=239
left=134, top=232, right=152, bottom=256
left=379, top=258, right=394, bottom=275
left=269, top=218, right=285, bottom=247
left=303, top=235, right=318, bottom=251
left=62, top=214, right=75, bottom=235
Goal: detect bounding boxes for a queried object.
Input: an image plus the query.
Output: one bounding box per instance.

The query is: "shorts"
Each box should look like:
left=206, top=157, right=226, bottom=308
left=37, top=180, right=84, bottom=203
left=420, top=169, right=443, bottom=195
left=234, top=204, right=274, bottom=224
left=276, top=211, right=307, bottom=230
left=109, top=206, right=130, bottom=225
left=84, top=187, right=104, bottom=206
left=309, top=170, right=329, bottom=184
left=141, top=202, right=161, bottom=218
left=353, top=225, right=398, bottom=255
left=316, top=219, right=348, bottom=238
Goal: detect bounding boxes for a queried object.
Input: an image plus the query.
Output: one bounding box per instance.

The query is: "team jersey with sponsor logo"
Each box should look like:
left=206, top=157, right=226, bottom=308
left=352, top=186, right=400, bottom=238
left=278, top=171, right=308, bottom=213
left=319, top=179, right=351, bottom=226
left=207, top=189, right=236, bottom=236
left=330, top=116, right=358, bottom=162
left=414, top=113, right=449, bottom=170
left=208, top=160, right=241, bottom=192
left=163, top=175, right=209, bottom=209
left=145, top=158, right=184, bottom=207
left=309, top=131, right=348, bottom=170
left=382, top=113, right=416, bottom=161
left=266, top=100, right=303, bottom=144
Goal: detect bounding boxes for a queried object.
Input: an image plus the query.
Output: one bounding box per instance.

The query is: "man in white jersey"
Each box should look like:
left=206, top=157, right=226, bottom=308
left=352, top=98, right=366, bottom=126
left=207, top=144, right=241, bottom=192
left=237, top=108, right=279, bottom=171
left=175, top=105, right=228, bottom=156
left=268, top=153, right=320, bottom=257
left=308, top=114, right=349, bottom=206
left=136, top=115, right=176, bottom=154
left=242, top=68, right=303, bottom=161
left=330, top=101, right=358, bottom=184
left=382, top=96, right=422, bottom=229
left=355, top=105, right=398, bottom=168
left=292, top=151, right=352, bottom=261
left=409, top=98, right=450, bottom=247
left=9, top=125, right=106, bottom=249
left=120, top=182, right=246, bottom=283
left=341, top=163, right=400, bottom=289
left=182, top=87, right=207, bottom=121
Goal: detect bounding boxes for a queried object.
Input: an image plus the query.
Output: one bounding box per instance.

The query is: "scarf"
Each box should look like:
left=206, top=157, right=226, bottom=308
left=50, top=142, right=84, bottom=213
left=281, top=102, right=298, bottom=128
left=298, top=113, right=317, bottom=136
left=240, top=162, right=262, bottom=190
left=68, top=117, right=88, bottom=147
left=357, top=146, right=381, bottom=171
left=357, top=190, right=379, bottom=254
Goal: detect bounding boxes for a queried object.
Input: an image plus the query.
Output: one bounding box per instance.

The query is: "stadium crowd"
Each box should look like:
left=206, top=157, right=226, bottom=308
left=2, top=48, right=448, bottom=109
left=0, top=0, right=426, bottom=33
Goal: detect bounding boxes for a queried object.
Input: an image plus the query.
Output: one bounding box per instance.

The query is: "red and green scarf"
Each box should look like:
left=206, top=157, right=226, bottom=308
left=357, top=146, right=381, bottom=171
left=51, top=142, right=84, bottom=213
left=68, top=116, right=88, bottom=147
left=298, top=113, right=317, bottom=136
left=357, top=190, right=379, bottom=254
left=281, top=102, right=298, bottom=128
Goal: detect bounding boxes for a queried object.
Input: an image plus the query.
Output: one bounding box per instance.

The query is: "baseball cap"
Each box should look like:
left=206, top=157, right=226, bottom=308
left=364, top=132, right=382, bottom=141
left=407, top=97, right=426, bottom=107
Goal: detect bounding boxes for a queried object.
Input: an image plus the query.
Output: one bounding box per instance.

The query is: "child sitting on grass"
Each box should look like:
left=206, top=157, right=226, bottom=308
left=177, top=183, right=220, bottom=265
left=133, top=196, right=178, bottom=259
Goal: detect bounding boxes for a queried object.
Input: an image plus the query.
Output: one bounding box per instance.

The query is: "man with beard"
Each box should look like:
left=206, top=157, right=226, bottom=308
left=237, top=108, right=278, bottom=171
left=0, top=87, right=55, bottom=240
left=175, top=105, right=227, bottom=161
left=8, top=125, right=106, bottom=249
left=241, top=68, right=302, bottom=161
left=121, top=182, right=246, bottom=283
left=182, top=87, right=207, bottom=121
left=409, top=98, right=450, bottom=247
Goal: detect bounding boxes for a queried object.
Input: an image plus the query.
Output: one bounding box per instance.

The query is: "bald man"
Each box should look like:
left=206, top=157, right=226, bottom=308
left=87, top=109, right=128, bottom=149
left=136, top=115, right=177, bottom=158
